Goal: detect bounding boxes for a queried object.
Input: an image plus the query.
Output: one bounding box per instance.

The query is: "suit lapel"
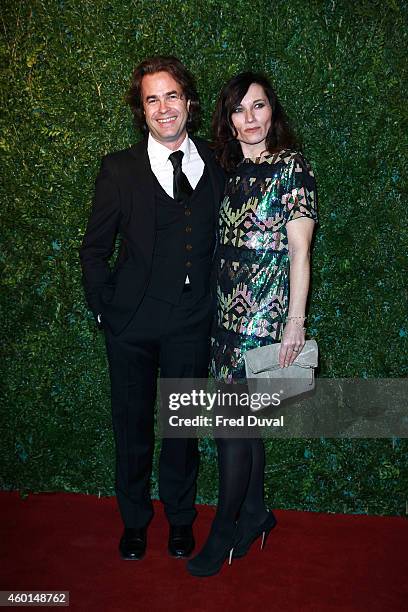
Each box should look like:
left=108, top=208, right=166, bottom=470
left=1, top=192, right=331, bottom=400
left=129, top=139, right=155, bottom=189
left=192, top=137, right=222, bottom=213
left=128, top=139, right=156, bottom=224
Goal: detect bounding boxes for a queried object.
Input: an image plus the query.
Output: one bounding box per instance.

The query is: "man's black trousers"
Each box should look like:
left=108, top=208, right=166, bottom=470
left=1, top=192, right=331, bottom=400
left=104, top=291, right=212, bottom=529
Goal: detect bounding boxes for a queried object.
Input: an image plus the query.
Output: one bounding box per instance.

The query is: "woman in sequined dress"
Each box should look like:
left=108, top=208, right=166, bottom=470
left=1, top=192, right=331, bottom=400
left=187, top=72, right=317, bottom=577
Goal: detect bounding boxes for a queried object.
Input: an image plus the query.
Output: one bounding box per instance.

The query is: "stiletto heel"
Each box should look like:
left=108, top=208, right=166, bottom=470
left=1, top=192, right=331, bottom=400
left=233, top=510, right=277, bottom=559
left=187, top=523, right=237, bottom=577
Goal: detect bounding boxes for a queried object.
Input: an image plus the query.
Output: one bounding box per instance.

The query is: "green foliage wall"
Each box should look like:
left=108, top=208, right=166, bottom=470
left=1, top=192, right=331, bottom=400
left=1, top=0, right=407, bottom=515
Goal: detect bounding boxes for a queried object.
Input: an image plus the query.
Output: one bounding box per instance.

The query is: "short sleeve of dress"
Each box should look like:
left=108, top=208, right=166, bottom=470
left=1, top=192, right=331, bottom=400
left=282, top=153, right=318, bottom=224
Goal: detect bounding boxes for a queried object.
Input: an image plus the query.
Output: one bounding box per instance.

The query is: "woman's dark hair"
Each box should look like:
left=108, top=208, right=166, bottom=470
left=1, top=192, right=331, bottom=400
left=212, top=71, right=299, bottom=171
left=126, top=55, right=200, bottom=134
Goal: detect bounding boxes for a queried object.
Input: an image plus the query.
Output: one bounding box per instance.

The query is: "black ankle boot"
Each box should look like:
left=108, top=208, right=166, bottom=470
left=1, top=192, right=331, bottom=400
left=187, top=522, right=236, bottom=577
left=233, top=510, right=277, bottom=559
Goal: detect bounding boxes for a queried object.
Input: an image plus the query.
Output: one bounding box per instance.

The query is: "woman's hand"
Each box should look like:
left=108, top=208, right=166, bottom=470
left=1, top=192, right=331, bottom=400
left=279, top=320, right=306, bottom=368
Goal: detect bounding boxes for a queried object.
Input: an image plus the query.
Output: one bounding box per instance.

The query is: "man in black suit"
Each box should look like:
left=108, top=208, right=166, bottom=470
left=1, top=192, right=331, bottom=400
left=80, top=56, right=223, bottom=560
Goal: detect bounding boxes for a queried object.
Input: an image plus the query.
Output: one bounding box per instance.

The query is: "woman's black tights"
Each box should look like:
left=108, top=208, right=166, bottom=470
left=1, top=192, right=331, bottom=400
left=213, top=437, right=269, bottom=528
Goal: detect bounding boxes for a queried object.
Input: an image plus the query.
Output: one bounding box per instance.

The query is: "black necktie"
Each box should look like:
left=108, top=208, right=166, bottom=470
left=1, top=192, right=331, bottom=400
left=168, top=150, right=193, bottom=203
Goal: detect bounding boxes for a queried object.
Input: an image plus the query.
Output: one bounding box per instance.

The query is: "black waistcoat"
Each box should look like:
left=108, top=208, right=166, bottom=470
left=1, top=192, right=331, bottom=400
left=145, top=167, right=215, bottom=304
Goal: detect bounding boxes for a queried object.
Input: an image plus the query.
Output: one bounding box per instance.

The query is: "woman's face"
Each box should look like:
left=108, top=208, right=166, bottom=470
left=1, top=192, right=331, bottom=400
left=230, top=83, right=272, bottom=154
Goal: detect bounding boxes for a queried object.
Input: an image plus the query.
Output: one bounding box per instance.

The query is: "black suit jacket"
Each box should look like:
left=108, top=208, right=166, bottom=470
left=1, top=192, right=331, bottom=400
left=79, top=136, right=224, bottom=335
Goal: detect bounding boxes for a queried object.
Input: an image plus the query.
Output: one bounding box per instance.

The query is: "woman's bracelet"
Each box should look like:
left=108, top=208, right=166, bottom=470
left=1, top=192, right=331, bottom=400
left=286, top=315, right=307, bottom=329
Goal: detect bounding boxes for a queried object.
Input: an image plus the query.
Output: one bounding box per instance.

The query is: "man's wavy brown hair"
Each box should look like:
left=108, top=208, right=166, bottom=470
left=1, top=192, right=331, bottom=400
left=212, top=71, right=299, bottom=172
left=126, top=55, right=200, bottom=134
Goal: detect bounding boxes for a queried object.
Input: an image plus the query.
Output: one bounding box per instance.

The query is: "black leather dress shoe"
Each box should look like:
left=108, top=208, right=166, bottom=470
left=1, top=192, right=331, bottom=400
left=119, top=527, right=147, bottom=560
left=168, top=525, right=195, bottom=558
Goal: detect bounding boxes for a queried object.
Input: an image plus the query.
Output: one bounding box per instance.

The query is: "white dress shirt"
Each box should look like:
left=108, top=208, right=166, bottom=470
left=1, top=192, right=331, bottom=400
left=147, top=133, right=205, bottom=198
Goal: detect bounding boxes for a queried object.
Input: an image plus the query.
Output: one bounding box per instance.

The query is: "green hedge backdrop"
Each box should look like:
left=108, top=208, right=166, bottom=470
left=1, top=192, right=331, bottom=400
left=1, top=0, right=407, bottom=515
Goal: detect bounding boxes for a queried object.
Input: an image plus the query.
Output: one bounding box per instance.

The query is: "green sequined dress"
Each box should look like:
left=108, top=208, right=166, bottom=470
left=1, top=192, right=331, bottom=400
left=211, top=149, right=318, bottom=381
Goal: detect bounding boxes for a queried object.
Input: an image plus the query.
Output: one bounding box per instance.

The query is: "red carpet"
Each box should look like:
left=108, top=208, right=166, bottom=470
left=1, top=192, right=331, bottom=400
left=1, top=492, right=407, bottom=611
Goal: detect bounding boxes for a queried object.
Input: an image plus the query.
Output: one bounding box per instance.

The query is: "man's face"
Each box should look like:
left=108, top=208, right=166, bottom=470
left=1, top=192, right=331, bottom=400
left=141, top=71, right=190, bottom=149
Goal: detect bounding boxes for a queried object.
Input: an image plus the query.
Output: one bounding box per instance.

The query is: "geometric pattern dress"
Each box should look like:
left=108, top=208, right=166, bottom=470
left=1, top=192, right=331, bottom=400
left=211, top=149, right=318, bottom=381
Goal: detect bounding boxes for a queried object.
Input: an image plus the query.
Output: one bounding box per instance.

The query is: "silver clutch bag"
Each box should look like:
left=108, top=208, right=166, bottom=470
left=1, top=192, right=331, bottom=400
left=244, top=339, right=318, bottom=410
